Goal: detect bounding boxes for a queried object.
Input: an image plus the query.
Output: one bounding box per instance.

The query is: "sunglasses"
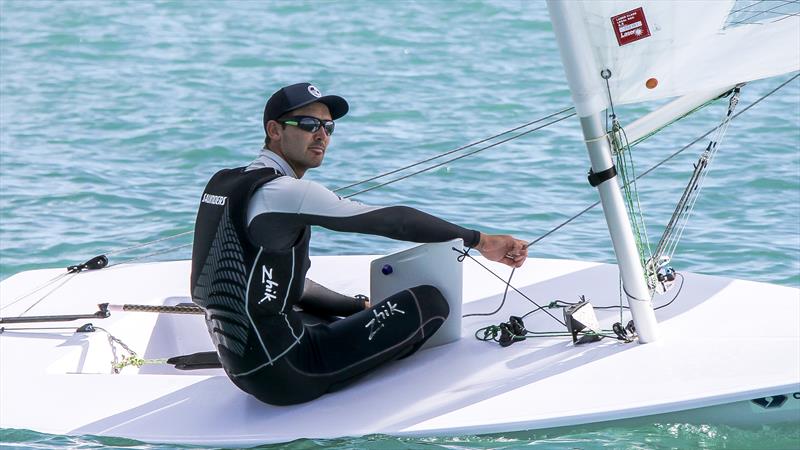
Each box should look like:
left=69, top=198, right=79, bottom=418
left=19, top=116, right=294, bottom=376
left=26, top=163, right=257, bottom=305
left=279, top=116, right=335, bottom=135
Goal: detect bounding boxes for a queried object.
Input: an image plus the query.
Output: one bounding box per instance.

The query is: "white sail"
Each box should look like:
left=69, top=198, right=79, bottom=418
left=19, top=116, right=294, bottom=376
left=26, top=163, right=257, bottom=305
left=547, top=0, right=800, bottom=344
left=564, top=0, right=800, bottom=115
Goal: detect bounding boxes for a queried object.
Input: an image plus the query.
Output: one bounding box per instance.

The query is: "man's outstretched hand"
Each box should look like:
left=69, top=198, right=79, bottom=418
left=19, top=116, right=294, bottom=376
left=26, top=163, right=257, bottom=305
left=475, top=233, right=528, bottom=268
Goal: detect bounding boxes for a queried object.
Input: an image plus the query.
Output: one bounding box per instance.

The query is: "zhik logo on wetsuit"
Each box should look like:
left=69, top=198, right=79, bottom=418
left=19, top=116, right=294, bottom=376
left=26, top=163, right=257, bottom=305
left=201, top=193, right=227, bottom=206
left=259, top=265, right=280, bottom=304
left=365, top=301, right=405, bottom=341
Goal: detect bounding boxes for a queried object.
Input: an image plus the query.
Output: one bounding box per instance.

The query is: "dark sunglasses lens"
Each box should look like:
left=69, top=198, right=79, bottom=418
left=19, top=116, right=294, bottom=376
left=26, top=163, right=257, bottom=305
left=296, top=118, right=319, bottom=133
left=297, top=117, right=334, bottom=135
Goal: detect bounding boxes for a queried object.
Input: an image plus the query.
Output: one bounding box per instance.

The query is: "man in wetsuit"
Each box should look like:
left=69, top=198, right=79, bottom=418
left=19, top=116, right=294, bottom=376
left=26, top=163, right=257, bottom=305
left=190, top=82, right=528, bottom=405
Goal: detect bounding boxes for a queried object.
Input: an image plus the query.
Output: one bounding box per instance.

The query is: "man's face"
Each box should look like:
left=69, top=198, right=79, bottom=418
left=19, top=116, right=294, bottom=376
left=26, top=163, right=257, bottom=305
left=268, top=102, right=333, bottom=178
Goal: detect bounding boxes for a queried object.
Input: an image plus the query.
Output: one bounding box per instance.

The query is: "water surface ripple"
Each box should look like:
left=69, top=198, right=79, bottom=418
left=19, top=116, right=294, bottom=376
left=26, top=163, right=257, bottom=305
left=1, top=1, right=798, bottom=448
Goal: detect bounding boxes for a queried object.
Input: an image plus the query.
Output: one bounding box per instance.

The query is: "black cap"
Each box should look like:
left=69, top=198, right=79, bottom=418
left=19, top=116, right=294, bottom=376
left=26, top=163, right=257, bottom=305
left=263, top=82, right=349, bottom=133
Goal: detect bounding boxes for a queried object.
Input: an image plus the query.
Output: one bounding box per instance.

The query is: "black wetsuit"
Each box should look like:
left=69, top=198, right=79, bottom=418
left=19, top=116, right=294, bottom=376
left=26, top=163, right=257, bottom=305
left=190, top=151, right=479, bottom=405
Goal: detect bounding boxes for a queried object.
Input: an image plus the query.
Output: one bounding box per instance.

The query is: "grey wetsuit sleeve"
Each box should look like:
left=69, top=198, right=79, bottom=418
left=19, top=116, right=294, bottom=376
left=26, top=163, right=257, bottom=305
left=246, top=178, right=480, bottom=249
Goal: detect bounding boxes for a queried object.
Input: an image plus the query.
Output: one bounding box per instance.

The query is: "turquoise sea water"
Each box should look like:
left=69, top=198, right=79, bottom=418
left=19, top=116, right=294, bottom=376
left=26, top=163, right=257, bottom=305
left=1, top=1, right=798, bottom=448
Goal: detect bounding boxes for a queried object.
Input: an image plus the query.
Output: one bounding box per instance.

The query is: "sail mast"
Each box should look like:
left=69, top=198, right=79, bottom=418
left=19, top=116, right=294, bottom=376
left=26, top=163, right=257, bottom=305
left=546, top=0, right=659, bottom=343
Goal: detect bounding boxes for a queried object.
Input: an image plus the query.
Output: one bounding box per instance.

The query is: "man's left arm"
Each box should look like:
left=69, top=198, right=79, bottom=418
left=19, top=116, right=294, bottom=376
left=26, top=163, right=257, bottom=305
left=296, top=180, right=482, bottom=247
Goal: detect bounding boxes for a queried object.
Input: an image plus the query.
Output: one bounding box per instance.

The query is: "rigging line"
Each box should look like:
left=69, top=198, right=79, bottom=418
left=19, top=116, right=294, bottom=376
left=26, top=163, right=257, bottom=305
left=47, top=76, right=800, bottom=274
left=100, top=230, right=193, bottom=257
left=25, top=75, right=795, bottom=306
left=627, top=96, right=721, bottom=148
left=0, top=272, right=71, bottom=312
left=48, top=109, right=578, bottom=263
left=729, top=0, right=796, bottom=16
left=603, top=70, right=650, bottom=267
left=5, top=112, right=575, bottom=313
left=663, top=107, right=737, bottom=259
left=17, top=273, right=78, bottom=317
left=343, top=111, right=577, bottom=199
left=603, top=68, right=651, bottom=268
left=491, top=276, right=682, bottom=332
left=627, top=75, right=796, bottom=182
left=554, top=272, right=685, bottom=312
left=463, top=267, right=516, bottom=318
left=527, top=201, right=599, bottom=248
left=609, top=118, right=652, bottom=272
left=333, top=106, right=575, bottom=193
left=664, top=107, right=738, bottom=260
left=457, top=250, right=567, bottom=326
left=653, top=272, right=685, bottom=311
left=106, top=243, right=193, bottom=268
left=525, top=73, right=798, bottom=249
left=471, top=76, right=796, bottom=323
left=620, top=125, right=652, bottom=262
left=652, top=158, right=705, bottom=260
left=727, top=0, right=797, bottom=26
left=728, top=0, right=769, bottom=16
left=769, top=10, right=800, bottom=23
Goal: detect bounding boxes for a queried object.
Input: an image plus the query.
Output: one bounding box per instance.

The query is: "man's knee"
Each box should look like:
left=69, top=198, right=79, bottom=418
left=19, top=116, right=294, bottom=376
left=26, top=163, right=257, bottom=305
left=408, top=284, right=450, bottom=320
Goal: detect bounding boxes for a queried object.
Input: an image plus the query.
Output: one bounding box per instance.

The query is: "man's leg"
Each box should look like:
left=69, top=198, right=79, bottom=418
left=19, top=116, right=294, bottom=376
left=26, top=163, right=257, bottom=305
left=297, top=278, right=368, bottom=318
left=302, top=285, right=449, bottom=391
left=230, top=285, right=449, bottom=405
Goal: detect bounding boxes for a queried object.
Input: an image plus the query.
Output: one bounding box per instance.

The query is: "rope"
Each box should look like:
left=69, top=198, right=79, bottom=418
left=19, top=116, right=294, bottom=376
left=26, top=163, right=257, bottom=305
left=0, top=323, right=170, bottom=372
left=474, top=322, right=621, bottom=344
left=726, top=0, right=799, bottom=26
left=729, top=0, right=770, bottom=16
left=341, top=111, right=577, bottom=198
left=0, top=272, right=74, bottom=312
left=26, top=107, right=577, bottom=278
left=94, top=326, right=167, bottom=373
left=62, top=74, right=800, bottom=270
left=463, top=74, right=797, bottom=322
left=6, top=109, right=575, bottom=315
left=469, top=272, right=685, bottom=343
left=333, top=107, right=575, bottom=193
left=106, top=243, right=193, bottom=268
left=118, top=303, right=204, bottom=314
left=603, top=67, right=652, bottom=282
left=525, top=73, right=797, bottom=252
left=650, top=88, right=741, bottom=274
left=9, top=75, right=796, bottom=326
left=612, top=117, right=652, bottom=275
left=101, top=230, right=194, bottom=258
left=15, top=273, right=78, bottom=317
left=90, top=108, right=580, bottom=260
left=455, top=248, right=567, bottom=327
left=462, top=266, right=516, bottom=318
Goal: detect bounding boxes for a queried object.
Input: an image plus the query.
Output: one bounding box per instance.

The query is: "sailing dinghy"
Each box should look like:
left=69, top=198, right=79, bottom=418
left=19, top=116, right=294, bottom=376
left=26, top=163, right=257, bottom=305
left=1, top=1, right=799, bottom=445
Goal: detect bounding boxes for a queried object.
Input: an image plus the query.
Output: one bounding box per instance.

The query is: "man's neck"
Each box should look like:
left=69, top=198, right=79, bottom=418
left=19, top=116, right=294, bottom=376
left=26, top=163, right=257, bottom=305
left=258, top=148, right=300, bottom=178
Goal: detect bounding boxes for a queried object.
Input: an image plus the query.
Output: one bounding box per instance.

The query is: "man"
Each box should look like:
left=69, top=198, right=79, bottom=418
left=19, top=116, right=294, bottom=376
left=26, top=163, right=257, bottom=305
left=190, top=82, right=528, bottom=405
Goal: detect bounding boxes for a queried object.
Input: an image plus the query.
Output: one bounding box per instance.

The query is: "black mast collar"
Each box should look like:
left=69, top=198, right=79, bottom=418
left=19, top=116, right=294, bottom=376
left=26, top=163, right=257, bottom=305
left=587, top=166, right=617, bottom=187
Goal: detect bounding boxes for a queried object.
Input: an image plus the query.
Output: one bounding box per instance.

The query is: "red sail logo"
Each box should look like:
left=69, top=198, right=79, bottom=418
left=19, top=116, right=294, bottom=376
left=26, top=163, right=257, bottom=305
left=611, top=7, right=651, bottom=46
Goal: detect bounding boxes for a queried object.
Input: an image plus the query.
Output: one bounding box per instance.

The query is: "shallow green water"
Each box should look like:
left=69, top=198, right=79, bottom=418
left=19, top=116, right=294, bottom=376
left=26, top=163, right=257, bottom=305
left=1, top=0, right=798, bottom=448
left=2, top=423, right=800, bottom=449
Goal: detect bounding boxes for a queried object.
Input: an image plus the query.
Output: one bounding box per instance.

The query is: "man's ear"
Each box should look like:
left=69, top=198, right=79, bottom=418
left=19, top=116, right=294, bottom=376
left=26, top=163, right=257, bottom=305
left=267, top=120, right=282, bottom=142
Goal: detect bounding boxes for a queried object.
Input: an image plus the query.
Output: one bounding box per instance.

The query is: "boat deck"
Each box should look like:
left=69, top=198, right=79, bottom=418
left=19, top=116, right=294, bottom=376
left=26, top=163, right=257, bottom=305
left=1, top=255, right=798, bottom=445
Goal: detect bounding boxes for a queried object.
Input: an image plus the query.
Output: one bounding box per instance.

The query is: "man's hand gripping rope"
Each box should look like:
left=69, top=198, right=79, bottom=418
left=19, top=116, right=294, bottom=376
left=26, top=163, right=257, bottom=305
left=475, top=233, right=529, bottom=268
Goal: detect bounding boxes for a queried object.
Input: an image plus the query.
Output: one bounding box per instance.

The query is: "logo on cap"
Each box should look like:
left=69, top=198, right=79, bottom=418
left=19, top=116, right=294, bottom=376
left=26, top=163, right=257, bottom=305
left=307, top=85, right=322, bottom=98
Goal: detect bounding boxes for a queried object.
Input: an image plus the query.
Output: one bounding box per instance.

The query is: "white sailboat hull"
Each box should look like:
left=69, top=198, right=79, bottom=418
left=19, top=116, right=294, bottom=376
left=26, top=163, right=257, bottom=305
left=1, top=255, right=798, bottom=445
